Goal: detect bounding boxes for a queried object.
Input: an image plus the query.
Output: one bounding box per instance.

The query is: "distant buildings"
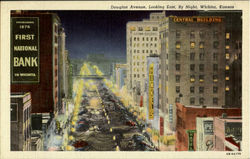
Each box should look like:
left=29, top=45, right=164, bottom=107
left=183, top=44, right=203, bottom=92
left=175, top=103, right=241, bottom=151
left=115, top=64, right=127, bottom=90
left=11, top=92, right=32, bottom=151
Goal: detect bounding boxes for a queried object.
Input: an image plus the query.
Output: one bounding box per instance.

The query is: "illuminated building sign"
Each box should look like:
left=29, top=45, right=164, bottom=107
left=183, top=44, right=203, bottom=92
left=173, top=17, right=222, bottom=23
left=187, top=130, right=196, bottom=151
left=148, top=63, right=154, bottom=120
left=11, top=17, right=40, bottom=83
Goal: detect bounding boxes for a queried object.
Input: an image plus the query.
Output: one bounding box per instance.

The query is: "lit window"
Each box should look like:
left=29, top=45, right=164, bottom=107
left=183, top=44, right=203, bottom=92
left=199, top=42, right=204, bottom=49
left=133, top=68, right=136, bottom=71
left=190, top=42, right=195, bottom=49
left=199, top=75, right=204, bottom=82
left=226, top=65, right=230, bottom=70
left=142, top=56, right=145, bottom=60
left=234, top=54, right=238, bottom=60
left=130, top=26, right=136, bottom=31
left=176, top=42, right=181, bottom=49
left=213, top=75, right=218, bottom=82
left=226, top=86, right=230, bottom=91
left=145, top=26, right=151, bottom=31
left=226, top=45, right=230, bottom=49
left=190, top=75, right=195, bottom=82
left=226, top=33, right=230, bottom=39
left=137, top=56, right=139, bottom=60
left=226, top=77, right=230, bottom=80
left=226, top=54, right=230, bottom=60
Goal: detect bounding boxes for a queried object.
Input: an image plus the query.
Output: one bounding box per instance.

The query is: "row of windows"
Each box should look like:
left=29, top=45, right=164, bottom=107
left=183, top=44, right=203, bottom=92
left=175, top=74, right=229, bottom=83
left=176, top=30, right=229, bottom=39
left=133, top=37, right=158, bottom=41
left=133, top=68, right=145, bottom=72
left=133, top=43, right=158, bottom=48
left=175, top=64, right=229, bottom=71
left=176, top=41, right=220, bottom=49
left=130, top=26, right=158, bottom=32
left=175, top=86, right=220, bottom=94
left=175, top=97, right=219, bottom=105
left=176, top=52, right=230, bottom=61
left=133, top=74, right=145, bottom=78
left=133, top=49, right=157, bottom=54
left=133, top=62, right=145, bottom=66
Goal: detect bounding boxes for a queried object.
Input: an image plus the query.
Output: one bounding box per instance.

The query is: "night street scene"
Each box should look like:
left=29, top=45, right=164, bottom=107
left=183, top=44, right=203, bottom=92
left=10, top=10, right=242, bottom=151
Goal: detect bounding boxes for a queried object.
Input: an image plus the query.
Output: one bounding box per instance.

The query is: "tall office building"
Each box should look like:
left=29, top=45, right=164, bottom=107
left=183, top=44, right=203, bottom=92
left=159, top=16, right=226, bottom=132
left=126, top=12, right=164, bottom=104
left=11, top=11, right=61, bottom=128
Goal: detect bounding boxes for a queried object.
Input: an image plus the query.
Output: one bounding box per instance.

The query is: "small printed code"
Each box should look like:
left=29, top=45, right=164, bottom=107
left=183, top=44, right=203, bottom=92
left=226, top=152, right=241, bottom=155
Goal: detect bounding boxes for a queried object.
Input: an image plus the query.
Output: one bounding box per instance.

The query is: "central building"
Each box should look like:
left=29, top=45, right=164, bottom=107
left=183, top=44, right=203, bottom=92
left=159, top=16, right=227, bottom=132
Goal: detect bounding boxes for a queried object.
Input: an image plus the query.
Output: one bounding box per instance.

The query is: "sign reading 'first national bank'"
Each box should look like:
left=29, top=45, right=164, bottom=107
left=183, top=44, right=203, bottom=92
left=11, top=17, right=39, bottom=83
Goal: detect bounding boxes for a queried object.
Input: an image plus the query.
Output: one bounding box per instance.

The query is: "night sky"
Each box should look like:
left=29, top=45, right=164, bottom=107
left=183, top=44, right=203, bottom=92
left=54, top=11, right=198, bottom=59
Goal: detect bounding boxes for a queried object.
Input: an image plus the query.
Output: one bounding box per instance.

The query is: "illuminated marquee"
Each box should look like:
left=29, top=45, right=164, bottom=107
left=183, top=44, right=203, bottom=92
left=173, top=17, right=222, bottom=23
left=148, top=63, right=154, bottom=120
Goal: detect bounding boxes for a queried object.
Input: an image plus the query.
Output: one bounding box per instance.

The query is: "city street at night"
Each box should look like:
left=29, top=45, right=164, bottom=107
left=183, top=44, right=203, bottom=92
left=69, top=81, right=157, bottom=151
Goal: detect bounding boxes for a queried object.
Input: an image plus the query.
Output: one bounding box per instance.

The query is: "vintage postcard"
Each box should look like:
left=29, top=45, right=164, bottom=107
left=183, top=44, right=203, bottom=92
left=0, top=1, right=249, bottom=159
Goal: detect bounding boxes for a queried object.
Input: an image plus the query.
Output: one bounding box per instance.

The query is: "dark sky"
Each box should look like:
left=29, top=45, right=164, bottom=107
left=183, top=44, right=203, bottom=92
left=54, top=11, right=198, bottom=59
